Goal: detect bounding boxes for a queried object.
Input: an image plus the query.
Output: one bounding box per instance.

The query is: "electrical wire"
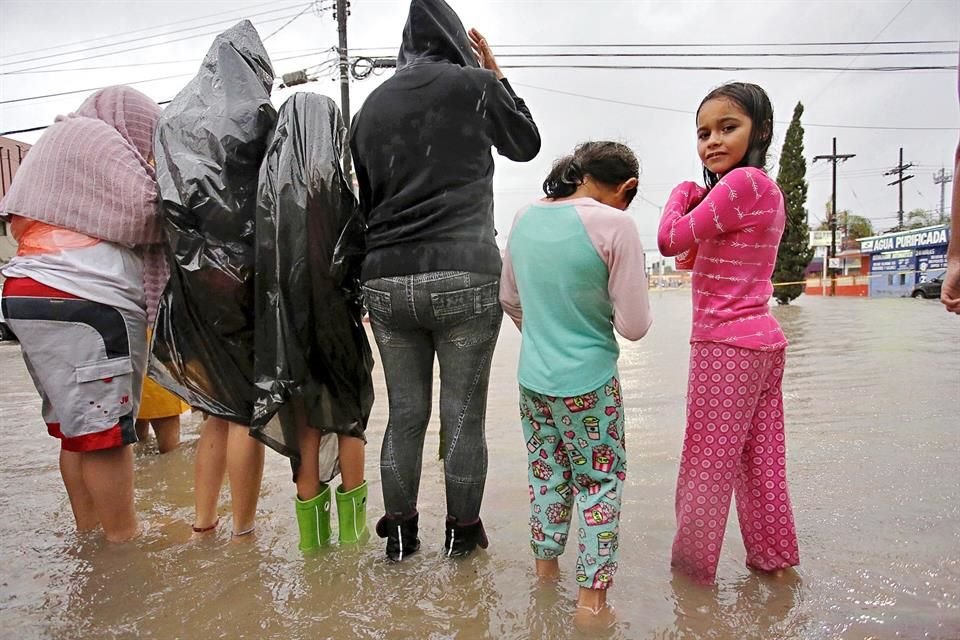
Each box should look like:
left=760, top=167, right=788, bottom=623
left=348, top=39, right=956, bottom=51
left=1, top=49, right=335, bottom=74
left=494, top=50, right=956, bottom=59
left=808, top=0, right=917, bottom=104
left=263, top=2, right=327, bottom=41
left=2, top=0, right=274, bottom=58
left=501, top=63, right=954, bottom=72
left=512, top=83, right=960, bottom=131
left=1, top=2, right=314, bottom=68
left=0, top=74, right=197, bottom=105
left=0, top=8, right=320, bottom=75
left=0, top=52, right=336, bottom=106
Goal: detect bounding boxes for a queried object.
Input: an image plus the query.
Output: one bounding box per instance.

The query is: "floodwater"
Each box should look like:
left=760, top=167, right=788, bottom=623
left=0, top=292, right=958, bottom=640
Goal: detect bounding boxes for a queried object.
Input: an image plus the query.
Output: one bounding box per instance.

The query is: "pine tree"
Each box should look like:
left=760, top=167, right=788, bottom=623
left=773, top=102, right=814, bottom=304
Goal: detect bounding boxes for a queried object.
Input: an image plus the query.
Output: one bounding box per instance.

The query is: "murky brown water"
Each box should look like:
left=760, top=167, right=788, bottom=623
left=1, top=292, right=958, bottom=639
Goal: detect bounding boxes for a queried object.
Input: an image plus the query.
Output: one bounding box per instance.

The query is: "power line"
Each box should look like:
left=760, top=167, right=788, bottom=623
left=809, top=0, right=916, bottom=104
left=0, top=8, right=316, bottom=75
left=348, top=39, right=956, bottom=52
left=0, top=52, right=336, bottom=107
left=263, top=2, right=320, bottom=41
left=513, top=83, right=960, bottom=131
left=495, top=50, right=957, bottom=59
left=1, top=0, right=273, bottom=59
left=501, top=63, right=954, bottom=71
left=4, top=59, right=956, bottom=132
left=19, top=52, right=947, bottom=77
left=0, top=2, right=313, bottom=69
left=1, top=49, right=336, bottom=74
left=0, top=74, right=198, bottom=105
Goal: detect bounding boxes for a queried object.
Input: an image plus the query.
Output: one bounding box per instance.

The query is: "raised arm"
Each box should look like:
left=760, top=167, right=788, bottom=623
left=657, top=168, right=776, bottom=256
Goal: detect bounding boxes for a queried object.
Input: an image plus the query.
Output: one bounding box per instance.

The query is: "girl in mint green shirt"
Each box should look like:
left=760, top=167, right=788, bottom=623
left=500, top=141, right=652, bottom=628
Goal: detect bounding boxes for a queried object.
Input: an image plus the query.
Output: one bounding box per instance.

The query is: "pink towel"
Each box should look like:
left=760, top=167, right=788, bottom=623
left=0, top=86, right=168, bottom=320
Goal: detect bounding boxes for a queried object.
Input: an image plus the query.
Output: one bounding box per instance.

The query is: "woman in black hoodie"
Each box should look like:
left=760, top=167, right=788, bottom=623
left=351, top=0, right=540, bottom=560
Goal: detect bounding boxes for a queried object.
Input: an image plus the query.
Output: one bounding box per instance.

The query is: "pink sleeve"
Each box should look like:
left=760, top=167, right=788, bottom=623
left=499, top=207, right=525, bottom=329
left=657, top=181, right=705, bottom=256
left=579, top=204, right=653, bottom=341
left=499, top=244, right=523, bottom=329
left=658, top=168, right=777, bottom=254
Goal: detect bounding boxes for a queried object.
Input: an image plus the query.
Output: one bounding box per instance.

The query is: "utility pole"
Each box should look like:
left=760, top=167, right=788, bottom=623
left=335, top=0, right=352, bottom=178
left=813, top=137, right=855, bottom=295
left=884, top=148, right=914, bottom=230
left=933, top=167, right=953, bottom=224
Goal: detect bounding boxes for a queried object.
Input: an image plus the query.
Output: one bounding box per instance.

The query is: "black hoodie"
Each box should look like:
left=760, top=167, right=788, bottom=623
left=350, top=0, right=541, bottom=282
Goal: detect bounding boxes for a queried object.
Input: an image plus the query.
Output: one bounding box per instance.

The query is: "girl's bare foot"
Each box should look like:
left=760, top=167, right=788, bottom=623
left=190, top=517, right=219, bottom=540
left=573, top=602, right=616, bottom=633
left=749, top=565, right=801, bottom=583
left=535, top=558, right=560, bottom=581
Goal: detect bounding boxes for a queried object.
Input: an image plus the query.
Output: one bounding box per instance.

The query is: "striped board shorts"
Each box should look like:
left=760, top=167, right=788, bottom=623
left=1, top=277, right=147, bottom=452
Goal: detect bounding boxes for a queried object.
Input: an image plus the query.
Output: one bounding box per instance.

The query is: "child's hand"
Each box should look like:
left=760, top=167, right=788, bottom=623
left=670, top=181, right=705, bottom=213
left=469, top=28, right=504, bottom=79
left=688, top=184, right=708, bottom=210
left=942, top=259, right=960, bottom=314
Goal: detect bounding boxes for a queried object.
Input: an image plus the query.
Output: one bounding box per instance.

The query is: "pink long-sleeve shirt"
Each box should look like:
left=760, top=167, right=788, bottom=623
left=657, top=167, right=787, bottom=351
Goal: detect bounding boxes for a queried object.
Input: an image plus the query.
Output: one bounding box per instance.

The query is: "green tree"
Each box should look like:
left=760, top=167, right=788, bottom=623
left=773, top=102, right=814, bottom=304
left=904, top=208, right=936, bottom=229
left=845, top=214, right=874, bottom=240
left=820, top=203, right=874, bottom=243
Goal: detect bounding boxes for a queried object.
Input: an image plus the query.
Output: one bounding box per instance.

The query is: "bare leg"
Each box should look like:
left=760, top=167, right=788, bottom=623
left=151, top=416, right=181, bottom=454
left=134, top=419, right=150, bottom=444
left=226, top=421, right=263, bottom=535
left=573, top=586, right=615, bottom=631
left=59, top=449, right=99, bottom=531
left=80, top=446, right=140, bottom=543
left=193, top=416, right=228, bottom=531
left=296, top=421, right=323, bottom=500
left=535, top=558, right=560, bottom=581
left=337, top=434, right=365, bottom=492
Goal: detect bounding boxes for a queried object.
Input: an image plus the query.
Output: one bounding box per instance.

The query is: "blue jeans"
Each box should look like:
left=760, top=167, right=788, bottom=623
left=362, top=271, right=502, bottom=522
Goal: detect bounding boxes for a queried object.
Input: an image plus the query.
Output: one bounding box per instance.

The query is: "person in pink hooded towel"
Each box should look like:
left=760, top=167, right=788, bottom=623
left=0, top=85, right=164, bottom=542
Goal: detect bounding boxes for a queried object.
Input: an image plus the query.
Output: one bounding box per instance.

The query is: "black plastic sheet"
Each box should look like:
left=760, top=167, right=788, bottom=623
left=149, top=20, right=277, bottom=423
left=250, top=93, right=373, bottom=470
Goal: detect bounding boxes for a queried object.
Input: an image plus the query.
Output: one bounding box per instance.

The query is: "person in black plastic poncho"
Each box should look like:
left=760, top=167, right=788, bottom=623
left=151, top=21, right=276, bottom=540
left=252, top=93, right=374, bottom=550
left=350, top=0, right=541, bottom=561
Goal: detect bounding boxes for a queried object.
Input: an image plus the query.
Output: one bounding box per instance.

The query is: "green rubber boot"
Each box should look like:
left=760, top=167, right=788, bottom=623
left=336, top=481, right=369, bottom=544
left=295, top=485, right=332, bottom=551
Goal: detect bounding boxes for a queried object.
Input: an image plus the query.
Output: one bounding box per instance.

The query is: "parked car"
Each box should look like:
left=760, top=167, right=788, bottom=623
left=0, top=279, right=17, bottom=342
left=911, top=277, right=943, bottom=299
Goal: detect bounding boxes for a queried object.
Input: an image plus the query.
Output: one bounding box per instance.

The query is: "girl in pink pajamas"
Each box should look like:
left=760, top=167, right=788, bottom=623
left=657, top=82, right=800, bottom=584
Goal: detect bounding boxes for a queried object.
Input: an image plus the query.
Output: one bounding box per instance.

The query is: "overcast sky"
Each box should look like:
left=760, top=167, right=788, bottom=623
left=1, top=0, right=958, bottom=256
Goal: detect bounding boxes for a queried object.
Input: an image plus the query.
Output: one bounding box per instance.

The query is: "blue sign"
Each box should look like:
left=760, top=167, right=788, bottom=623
left=871, top=254, right=913, bottom=273
left=917, top=247, right=948, bottom=277
left=859, top=226, right=949, bottom=254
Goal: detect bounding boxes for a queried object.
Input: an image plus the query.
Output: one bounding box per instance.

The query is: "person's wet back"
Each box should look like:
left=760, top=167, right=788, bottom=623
left=350, top=0, right=541, bottom=561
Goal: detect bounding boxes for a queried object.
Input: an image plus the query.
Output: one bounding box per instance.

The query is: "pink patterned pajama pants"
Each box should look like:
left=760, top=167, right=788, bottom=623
left=671, top=343, right=800, bottom=584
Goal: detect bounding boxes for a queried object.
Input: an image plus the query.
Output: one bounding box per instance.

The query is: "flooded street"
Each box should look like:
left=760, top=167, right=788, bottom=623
left=0, top=291, right=958, bottom=639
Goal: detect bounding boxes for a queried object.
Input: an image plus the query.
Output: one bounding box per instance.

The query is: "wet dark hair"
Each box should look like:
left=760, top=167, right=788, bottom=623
left=542, top=141, right=640, bottom=206
left=696, top=82, right=774, bottom=188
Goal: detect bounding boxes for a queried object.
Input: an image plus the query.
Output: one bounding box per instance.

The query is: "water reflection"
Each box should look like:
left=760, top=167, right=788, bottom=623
left=665, top=570, right=805, bottom=640
left=1, top=293, right=958, bottom=638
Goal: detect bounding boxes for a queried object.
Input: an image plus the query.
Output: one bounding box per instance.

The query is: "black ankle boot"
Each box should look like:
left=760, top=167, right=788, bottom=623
left=443, top=516, right=489, bottom=558
left=376, top=512, right=421, bottom=561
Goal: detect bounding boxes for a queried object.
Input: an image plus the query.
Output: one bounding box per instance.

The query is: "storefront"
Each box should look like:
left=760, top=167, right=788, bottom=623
left=858, top=224, right=950, bottom=298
